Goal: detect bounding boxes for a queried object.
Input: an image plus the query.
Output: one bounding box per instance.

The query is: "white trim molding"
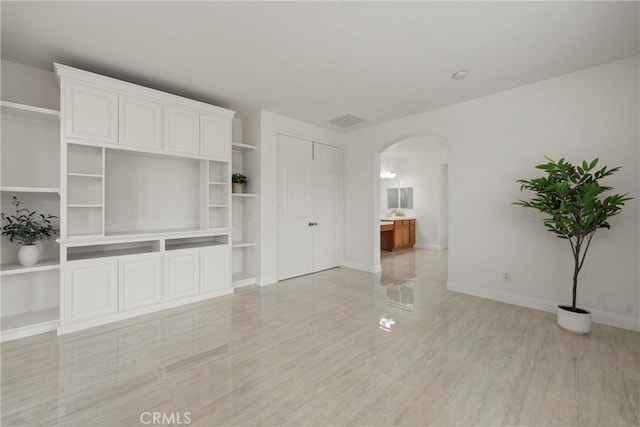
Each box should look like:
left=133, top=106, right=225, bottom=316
left=414, top=243, right=442, bottom=251
left=447, top=281, right=640, bottom=332
left=341, top=260, right=381, bottom=273
left=260, top=275, right=278, bottom=287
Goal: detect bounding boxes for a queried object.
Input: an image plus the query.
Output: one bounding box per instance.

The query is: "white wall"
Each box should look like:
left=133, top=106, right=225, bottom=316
left=342, top=56, right=640, bottom=329
left=251, top=110, right=341, bottom=285
left=379, top=136, right=448, bottom=249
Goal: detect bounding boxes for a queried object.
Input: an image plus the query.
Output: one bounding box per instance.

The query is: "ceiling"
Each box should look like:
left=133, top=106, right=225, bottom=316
left=2, top=2, right=638, bottom=133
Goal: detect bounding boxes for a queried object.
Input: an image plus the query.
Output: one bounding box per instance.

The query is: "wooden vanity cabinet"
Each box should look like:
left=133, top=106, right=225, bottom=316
left=381, top=219, right=416, bottom=251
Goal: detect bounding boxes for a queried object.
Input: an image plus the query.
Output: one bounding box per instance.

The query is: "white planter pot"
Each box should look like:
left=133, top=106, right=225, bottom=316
left=232, top=183, right=244, bottom=194
left=557, top=305, right=592, bottom=334
left=18, top=244, right=39, bottom=267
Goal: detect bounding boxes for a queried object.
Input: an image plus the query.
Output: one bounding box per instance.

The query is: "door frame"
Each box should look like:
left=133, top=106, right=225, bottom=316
left=276, top=131, right=343, bottom=281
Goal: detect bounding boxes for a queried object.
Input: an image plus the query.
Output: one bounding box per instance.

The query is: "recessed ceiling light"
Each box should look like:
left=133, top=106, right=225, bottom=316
left=451, top=70, right=468, bottom=80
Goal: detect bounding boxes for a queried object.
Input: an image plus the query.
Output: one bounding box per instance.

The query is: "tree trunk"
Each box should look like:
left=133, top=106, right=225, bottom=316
left=572, top=252, right=580, bottom=310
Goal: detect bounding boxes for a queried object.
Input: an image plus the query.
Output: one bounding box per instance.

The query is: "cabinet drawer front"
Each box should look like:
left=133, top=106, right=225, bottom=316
left=65, top=82, right=118, bottom=144
left=118, top=254, right=162, bottom=311
left=201, top=246, right=231, bottom=293
left=381, top=224, right=394, bottom=232
left=164, top=106, right=200, bottom=155
left=201, top=114, right=231, bottom=160
left=65, top=259, right=118, bottom=322
left=164, top=250, right=200, bottom=300
left=119, top=95, right=163, bottom=149
left=402, top=220, right=410, bottom=225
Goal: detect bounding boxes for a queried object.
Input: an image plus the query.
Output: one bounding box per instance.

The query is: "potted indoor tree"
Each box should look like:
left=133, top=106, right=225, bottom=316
left=232, top=173, right=247, bottom=194
left=515, top=157, right=630, bottom=334
left=1, top=196, right=58, bottom=266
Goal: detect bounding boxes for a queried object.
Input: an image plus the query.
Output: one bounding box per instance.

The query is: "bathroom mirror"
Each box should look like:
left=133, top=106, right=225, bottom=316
left=387, top=187, right=413, bottom=209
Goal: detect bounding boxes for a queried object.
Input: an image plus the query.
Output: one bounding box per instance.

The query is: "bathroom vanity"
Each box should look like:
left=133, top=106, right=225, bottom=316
left=380, top=218, right=416, bottom=251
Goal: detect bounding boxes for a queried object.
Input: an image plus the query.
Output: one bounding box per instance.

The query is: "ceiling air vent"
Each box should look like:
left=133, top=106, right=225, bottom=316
left=329, top=114, right=367, bottom=127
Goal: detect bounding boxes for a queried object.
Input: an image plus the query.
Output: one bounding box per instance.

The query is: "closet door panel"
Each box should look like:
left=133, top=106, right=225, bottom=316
left=277, top=135, right=313, bottom=280
left=312, top=143, right=341, bottom=272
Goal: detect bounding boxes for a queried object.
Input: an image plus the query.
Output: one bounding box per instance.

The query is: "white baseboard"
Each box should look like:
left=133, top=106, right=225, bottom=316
left=414, top=243, right=442, bottom=250
left=57, top=288, right=234, bottom=335
left=260, top=275, right=278, bottom=286
left=341, top=260, right=380, bottom=273
left=447, top=281, right=640, bottom=332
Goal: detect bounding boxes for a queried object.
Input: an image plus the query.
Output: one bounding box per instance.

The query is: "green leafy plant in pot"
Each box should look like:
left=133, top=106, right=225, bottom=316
left=1, top=196, right=58, bottom=266
left=515, top=157, right=630, bottom=334
left=232, top=173, right=247, bottom=194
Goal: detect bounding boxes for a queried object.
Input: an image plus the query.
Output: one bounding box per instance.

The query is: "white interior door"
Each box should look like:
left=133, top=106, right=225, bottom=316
left=312, top=143, right=341, bottom=272
left=278, top=135, right=313, bottom=280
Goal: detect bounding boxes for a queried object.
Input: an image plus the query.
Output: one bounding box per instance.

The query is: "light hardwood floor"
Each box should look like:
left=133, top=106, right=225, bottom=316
left=2, top=249, right=638, bottom=426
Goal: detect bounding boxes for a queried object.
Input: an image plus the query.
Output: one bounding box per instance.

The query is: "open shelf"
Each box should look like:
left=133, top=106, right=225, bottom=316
left=0, top=186, right=60, bottom=194
left=67, top=173, right=103, bottom=179
left=209, top=182, right=228, bottom=186
left=1, top=307, right=59, bottom=342
left=232, top=240, right=256, bottom=249
left=232, top=193, right=256, bottom=198
left=0, top=259, right=60, bottom=277
left=1, top=101, right=59, bottom=121
left=67, top=241, right=160, bottom=262
left=232, top=272, right=258, bottom=287
left=165, top=235, right=229, bottom=251
left=68, top=204, right=103, bottom=208
left=68, top=144, right=103, bottom=176
left=232, top=142, right=257, bottom=152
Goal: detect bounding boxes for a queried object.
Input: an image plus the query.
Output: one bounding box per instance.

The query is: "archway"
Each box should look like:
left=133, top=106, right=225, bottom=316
left=372, top=134, right=449, bottom=271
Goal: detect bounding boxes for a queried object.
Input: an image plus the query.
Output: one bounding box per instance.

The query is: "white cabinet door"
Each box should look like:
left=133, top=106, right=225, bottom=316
left=164, top=106, right=200, bottom=155
left=200, top=114, right=231, bottom=160
left=118, top=254, right=162, bottom=311
left=119, top=95, right=163, bottom=150
left=201, top=245, right=231, bottom=293
left=164, top=249, right=200, bottom=301
left=64, top=82, right=118, bottom=144
left=65, top=259, right=118, bottom=323
left=277, top=134, right=313, bottom=280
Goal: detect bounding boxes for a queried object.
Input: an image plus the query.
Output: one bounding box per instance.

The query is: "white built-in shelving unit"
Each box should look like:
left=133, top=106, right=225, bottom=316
left=1, top=65, right=264, bottom=340
left=231, top=138, right=259, bottom=288
left=1, top=101, right=61, bottom=342
left=52, top=63, right=237, bottom=335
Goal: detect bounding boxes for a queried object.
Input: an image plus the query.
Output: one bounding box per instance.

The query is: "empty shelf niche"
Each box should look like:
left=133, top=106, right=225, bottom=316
left=67, top=241, right=160, bottom=262
left=165, top=235, right=228, bottom=251
left=67, top=206, right=103, bottom=237
left=67, top=174, right=103, bottom=206
left=209, top=184, right=229, bottom=206
left=67, top=144, right=103, bottom=176
left=209, top=160, right=229, bottom=184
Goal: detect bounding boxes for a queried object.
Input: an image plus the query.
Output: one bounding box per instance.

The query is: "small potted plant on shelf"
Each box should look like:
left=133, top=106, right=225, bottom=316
left=232, top=173, right=248, bottom=194
left=1, top=196, right=58, bottom=266
left=514, top=157, right=631, bottom=334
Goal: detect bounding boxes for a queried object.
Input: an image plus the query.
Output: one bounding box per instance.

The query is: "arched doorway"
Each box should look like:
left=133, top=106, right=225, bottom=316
left=373, top=134, right=449, bottom=272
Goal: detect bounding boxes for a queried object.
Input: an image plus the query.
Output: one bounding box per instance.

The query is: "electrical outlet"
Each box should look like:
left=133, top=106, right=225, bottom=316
left=503, top=272, right=511, bottom=281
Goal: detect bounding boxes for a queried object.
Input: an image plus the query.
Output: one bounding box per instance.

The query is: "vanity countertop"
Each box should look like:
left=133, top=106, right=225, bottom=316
left=381, top=216, right=416, bottom=221
left=380, top=221, right=394, bottom=226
